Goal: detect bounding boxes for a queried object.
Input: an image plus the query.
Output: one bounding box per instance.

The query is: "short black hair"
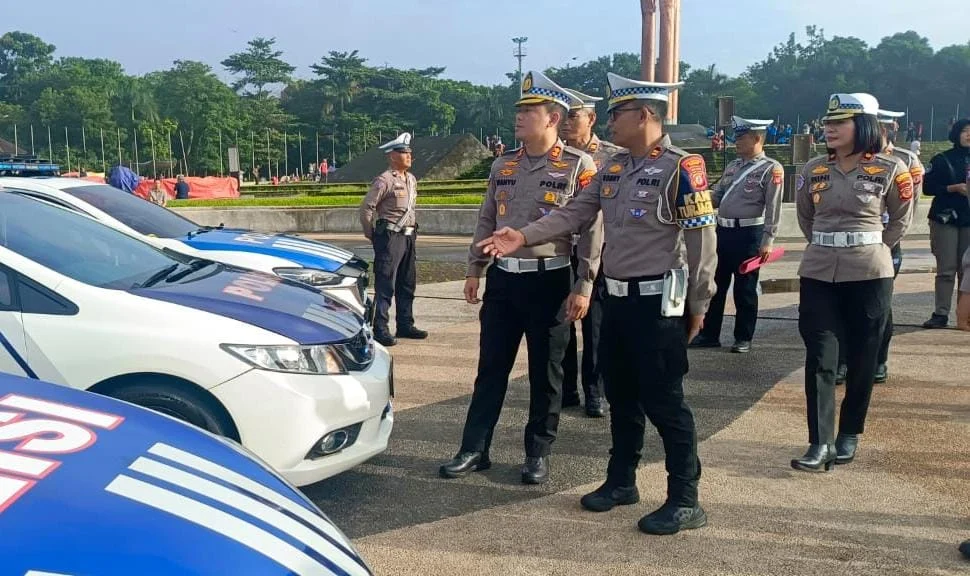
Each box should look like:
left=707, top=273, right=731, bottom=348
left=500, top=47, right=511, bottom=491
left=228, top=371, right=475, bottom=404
left=948, top=118, right=970, bottom=146
left=541, top=102, right=568, bottom=127
left=826, top=114, right=882, bottom=156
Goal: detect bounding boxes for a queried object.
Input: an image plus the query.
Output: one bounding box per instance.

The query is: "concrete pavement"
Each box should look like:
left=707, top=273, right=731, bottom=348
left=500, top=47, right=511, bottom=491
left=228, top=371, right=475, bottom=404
left=299, top=246, right=970, bottom=574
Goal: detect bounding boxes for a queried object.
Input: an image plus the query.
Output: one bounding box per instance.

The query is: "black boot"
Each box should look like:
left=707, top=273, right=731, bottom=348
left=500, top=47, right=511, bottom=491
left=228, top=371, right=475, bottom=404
left=960, top=539, right=970, bottom=560
left=836, top=364, right=847, bottom=386
left=374, top=329, right=396, bottom=347
left=637, top=502, right=708, bottom=535
left=580, top=481, right=640, bottom=512
left=790, top=443, right=837, bottom=472
left=396, top=325, right=428, bottom=339
left=922, top=314, right=948, bottom=329
left=585, top=396, right=606, bottom=418
left=439, top=451, right=490, bottom=479
left=873, top=363, right=888, bottom=383
left=521, top=456, right=549, bottom=485
left=731, top=340, right=751, bottom=353
left=689, top=334, right=720, bottom=348
left=835, top=434, right=858, bottom=465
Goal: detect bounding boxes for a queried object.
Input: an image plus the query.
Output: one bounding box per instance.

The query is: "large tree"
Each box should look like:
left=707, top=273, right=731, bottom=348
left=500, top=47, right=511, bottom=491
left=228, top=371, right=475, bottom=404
left=221, top=37, right=295, bottom=100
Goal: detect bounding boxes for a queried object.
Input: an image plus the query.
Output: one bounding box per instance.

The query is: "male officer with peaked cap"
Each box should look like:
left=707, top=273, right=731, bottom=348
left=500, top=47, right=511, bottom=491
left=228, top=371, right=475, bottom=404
left=440, top=71, right=600, bottom=485
left=476, top=72, right=717, bottom=535
left=359, top=132, right=427, bottom=346
left=559, top=87, right=623, bottom=417
left=691, top=116, right=783, bottom=353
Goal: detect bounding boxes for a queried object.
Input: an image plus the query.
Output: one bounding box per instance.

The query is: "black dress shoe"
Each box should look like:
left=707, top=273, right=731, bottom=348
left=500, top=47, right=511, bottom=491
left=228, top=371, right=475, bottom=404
left=585, top=397, right=606, bottom=418
left=731, top=340, right=751, bottom=353
left=562, top=395, right=581, bottom=408
left=689, top=335, right=721, bottom=348
left=922, top=314, right=949, bottom=329
left=959, top=539, right=970, bottom=559
left=835, top=434, right=858, bottom=465
left=790, top=443, right=837, bottom=472
left=397, top=326, right=428, bottom=339
left=873, top=363, right=888, bottom=383
left=836, top=364, right=847, bottom=386
left=439, top=451, right=490, bottom=479
left=580, top=482, right=640, bottom=512
left=374, top=332, right=396, bottom=347
left=637, top=502, right=707, bottom=535
left=521, top=456, right=549, bottom=485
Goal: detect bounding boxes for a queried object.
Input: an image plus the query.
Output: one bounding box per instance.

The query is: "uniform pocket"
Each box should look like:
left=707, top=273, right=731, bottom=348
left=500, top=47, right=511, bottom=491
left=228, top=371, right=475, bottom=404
left=623, top=190, right=661, bottom=227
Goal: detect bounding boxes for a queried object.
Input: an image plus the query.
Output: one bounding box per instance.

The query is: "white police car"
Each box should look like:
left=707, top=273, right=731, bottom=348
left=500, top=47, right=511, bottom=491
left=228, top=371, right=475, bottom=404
left=0, top=371, right=373, bottom=575
left=0, top=190, right=392, bottom=486
left=0, top=176, right=370, bottom=318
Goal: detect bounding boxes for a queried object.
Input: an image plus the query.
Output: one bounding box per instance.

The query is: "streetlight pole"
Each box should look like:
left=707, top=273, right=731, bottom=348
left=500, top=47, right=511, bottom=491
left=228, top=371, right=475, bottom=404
left=512, top=36, right=528, bottom=146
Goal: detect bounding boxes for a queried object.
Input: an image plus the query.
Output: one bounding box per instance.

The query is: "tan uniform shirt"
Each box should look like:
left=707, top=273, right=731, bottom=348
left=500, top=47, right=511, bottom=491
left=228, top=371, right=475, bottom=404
left=796, top=152, right=916, bottom=282
left=713, top=152, right=784, bottom=248
left=467, top=140, right=600, bottom=296
left=359, top=169, right=417, bottom=239
left=519, top=136, right=719, bottom=316
left=886, top=145, right=925, bottom=204
left=584, top=135, right=624, bottom=171
left=569, top=135, right=624, bottom=272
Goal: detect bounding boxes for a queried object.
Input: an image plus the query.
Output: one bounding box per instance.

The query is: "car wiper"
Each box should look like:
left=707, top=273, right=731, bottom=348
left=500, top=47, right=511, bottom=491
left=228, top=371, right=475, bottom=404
left=164, top=259, right=216, bottom=283
left=135, top=263, right=180, bottom=288
left=187, top=223, right=225, bottom=238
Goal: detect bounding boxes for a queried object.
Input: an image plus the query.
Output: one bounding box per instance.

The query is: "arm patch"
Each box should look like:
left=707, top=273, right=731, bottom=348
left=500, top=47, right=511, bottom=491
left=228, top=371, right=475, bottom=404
left=895, top=171, right=914, bottom=201
left=676, top=156, right=716, bottom=230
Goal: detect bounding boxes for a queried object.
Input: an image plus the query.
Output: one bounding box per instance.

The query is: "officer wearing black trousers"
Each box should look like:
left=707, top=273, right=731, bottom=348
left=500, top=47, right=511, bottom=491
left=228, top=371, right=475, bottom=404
left=439, top=71, right=600, bottom=485
left=690, top=116, right=783, bottom=353
left=560, top=87, right=622, bottom=417
left=792, top=93, right=915, bottom=473
left=359, top=133, right=428, bottom=347
left=477, top=72, right=718, bottom=535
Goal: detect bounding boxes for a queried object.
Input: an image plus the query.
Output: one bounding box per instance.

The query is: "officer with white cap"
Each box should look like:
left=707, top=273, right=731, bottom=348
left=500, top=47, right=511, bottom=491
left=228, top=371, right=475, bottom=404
left=791, top=93, right=915, bottom=472
left=440, top=71, right=600, bottom=485
left=558, top=87, right=624, bottom=417
left=690, top=115, right=783, bottom=353
left=359, top=132, right=427, bottom=346
left=475, top=72, right=717, bottom=535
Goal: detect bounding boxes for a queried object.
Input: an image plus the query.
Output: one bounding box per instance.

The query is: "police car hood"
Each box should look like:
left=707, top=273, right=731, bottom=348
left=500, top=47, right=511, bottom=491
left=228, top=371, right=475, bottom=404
left=130, top=265, right=363, bottom=345
left=0, top=372, right=372, bottom=576
left=181, top=229, right=354, bottom=273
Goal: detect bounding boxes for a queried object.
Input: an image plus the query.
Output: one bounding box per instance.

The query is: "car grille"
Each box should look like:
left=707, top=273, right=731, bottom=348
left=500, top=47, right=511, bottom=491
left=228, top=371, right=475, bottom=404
left=333, top=328, right=375, bottom=372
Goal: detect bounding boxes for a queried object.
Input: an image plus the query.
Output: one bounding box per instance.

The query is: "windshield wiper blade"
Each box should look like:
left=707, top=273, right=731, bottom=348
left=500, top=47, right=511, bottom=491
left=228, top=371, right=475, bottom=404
left=187, top=224, right=225, bottom=239
left=135, top=263, right=180, bottom=288
left=164, top=259, right=216, bottom=283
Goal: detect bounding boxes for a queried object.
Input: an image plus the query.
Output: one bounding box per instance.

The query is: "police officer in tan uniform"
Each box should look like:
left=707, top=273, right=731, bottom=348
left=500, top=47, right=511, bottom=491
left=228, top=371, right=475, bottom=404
left=439, top=71, right=600, bottom=485
left=477, top=72, right=717, bottom=536
left=690, top=116, right=783, bottom=353
left=359, top=133, right=427, bottom=346
left=559, top=87, right=623, bottom=417
left=791, top=93, right=915, bottom=473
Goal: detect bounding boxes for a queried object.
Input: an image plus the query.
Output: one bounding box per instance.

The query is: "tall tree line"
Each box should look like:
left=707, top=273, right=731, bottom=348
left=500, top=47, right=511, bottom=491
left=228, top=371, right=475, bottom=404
left=0, top=28, right=967, bottom=176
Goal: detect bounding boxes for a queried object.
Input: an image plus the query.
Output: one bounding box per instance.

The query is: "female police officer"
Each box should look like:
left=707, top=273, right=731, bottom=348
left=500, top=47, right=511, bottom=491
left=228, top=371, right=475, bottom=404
left=791, top=93, right=915, bottom=472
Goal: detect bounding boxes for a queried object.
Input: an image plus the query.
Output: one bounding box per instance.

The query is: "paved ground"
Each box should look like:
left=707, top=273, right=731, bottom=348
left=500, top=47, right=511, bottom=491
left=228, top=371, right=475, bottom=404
left=297, top=235, right=969, bottom=575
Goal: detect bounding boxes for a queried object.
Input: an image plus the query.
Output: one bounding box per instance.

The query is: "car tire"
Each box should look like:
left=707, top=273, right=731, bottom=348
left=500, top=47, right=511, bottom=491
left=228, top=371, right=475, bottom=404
left=110, top=381, right=234, bottom=438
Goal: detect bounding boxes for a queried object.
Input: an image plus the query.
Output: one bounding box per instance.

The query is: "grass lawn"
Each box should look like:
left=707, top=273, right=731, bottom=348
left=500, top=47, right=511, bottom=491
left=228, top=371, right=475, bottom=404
left=169, top=194, right=486, bottom=208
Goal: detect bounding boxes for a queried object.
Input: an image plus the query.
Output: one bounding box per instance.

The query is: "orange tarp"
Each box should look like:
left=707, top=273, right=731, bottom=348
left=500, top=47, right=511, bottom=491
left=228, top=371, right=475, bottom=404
left=133, top=177, right=239, bottom=201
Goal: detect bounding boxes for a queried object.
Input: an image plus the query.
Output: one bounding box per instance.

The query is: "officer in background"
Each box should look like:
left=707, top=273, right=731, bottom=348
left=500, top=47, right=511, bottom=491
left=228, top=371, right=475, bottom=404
left=792, top=93, right=915, bottom=473
left=359, top=133, right=428, bottom=346
left=439, top=71, right=600, bottom=485
left=559, top=87, right=623, bottom=417
left=690, top=116, right=783, bottom=353
left=476, top=72, right=717, bottom=535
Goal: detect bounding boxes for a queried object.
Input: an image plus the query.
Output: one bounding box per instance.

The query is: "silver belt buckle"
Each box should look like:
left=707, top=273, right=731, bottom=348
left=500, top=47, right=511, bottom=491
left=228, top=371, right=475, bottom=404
left=404, top=227, right=414, bottom=236
left=505, top=258, right=520, bottom=273
left=834, top=233, right=848, bottom=248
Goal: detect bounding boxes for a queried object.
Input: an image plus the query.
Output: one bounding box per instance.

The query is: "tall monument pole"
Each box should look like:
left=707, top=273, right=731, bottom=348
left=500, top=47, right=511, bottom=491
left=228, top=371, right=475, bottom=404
left=658, top=0, right=675, bottom=123
left=670, top=0, right=681, bottom=123
left=640, top=0, right=657, bottom=81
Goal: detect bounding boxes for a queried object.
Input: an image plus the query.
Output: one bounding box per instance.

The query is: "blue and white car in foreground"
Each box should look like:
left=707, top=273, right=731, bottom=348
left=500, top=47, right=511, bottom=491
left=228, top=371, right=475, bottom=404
left=0, top=371, right=372, bottom=576
left=0, top=176, right=371, bottom=318
left=0, top=191, right=392, bottom=486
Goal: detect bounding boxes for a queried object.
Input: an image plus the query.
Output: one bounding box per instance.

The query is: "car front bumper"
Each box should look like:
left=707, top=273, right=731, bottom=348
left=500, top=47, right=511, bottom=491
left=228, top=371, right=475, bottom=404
left=212, top=345, right=393, bottom=486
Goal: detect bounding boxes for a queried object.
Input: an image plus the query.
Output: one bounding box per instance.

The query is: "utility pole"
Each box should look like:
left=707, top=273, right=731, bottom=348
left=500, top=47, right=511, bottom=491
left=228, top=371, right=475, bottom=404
left=512, top=37, right=528, bottom=96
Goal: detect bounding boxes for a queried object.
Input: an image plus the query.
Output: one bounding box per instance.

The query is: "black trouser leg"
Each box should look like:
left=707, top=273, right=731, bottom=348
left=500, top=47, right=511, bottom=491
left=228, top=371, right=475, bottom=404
left=732, top=226, right=764, bottom=343
left=561, top=252, right=580, bottom=401
left=372, top=232, right=406, bottom=334
left=523, top=267, right=571, bottom=457
left=601, top=290, right=700, bottom=505
left=799, top=278, right=841, bottom=445
left=394, top=233, right=418, bottom=331
left=877, top=244, right=903, bottom=364
left=460, top=268, right=525, bottom=454
left=700, top=228, right=735, bottom=341
left=839, top=278, right=892, bottom=435
left=581, top=287, right=604, bottom=402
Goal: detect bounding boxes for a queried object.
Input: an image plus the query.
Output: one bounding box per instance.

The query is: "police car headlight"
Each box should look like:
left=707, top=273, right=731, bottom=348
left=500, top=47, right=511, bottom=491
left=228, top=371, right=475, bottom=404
left=221, top=344, right=347, bottom=375
left=274, top=267, right=345, bottom=287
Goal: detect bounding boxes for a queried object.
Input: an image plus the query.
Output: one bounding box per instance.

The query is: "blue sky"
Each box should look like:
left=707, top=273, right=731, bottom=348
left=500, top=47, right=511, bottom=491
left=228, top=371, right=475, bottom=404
left=3, top=0, right=967, bottom=86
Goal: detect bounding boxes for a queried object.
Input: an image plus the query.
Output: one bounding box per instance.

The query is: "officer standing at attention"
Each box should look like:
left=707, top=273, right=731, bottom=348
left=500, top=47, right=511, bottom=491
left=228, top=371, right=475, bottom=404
left=559, top=87, right=623, bottom=417
left=439, top=71, right=600, bottom=485
left=791, top=93, right=915, bottom=472
left=476, top=72, right=717, bottom=535
left=359, top=133, right=428, bottom=347
left=690, top=116, right=783, bottom=353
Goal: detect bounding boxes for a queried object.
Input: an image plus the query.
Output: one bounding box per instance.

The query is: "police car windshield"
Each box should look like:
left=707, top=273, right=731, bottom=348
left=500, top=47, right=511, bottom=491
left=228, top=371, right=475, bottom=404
left=0, top=193, right=186, bottom=289
left=63, top=184, right=199, bottom=238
